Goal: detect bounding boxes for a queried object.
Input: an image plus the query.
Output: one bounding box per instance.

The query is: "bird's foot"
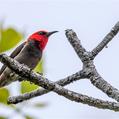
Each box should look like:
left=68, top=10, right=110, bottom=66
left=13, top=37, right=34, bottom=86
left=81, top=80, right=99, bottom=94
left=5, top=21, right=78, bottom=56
left=37, top=72, right=43, bottom=76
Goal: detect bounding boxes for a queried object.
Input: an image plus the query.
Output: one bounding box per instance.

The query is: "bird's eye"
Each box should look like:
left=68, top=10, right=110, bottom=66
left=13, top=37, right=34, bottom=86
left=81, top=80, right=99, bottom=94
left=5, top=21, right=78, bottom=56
left=39, top=31, right=46, bottom=35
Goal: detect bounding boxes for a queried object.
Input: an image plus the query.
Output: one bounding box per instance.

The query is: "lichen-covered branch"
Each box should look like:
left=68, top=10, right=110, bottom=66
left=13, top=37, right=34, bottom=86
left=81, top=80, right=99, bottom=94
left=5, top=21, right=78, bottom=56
left=8, top=89, right=119, bottom=111
left=65, top=25, right=119, bottom=102
left=0, top=22, right=119, bottom=112
left=65, top=29, right=90, bottom=63
left=1, top=54, right=119, bottom=111
left=8, top=70, right=86, bottom=104
left=91, top=21, right=119, bottom=59
left=89, top=69, right=119, bottom=102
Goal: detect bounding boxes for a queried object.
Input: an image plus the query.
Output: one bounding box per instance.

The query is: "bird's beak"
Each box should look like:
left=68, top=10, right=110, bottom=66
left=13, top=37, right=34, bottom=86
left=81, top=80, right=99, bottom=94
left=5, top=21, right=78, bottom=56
left=46, top=31, right=58, bottom=37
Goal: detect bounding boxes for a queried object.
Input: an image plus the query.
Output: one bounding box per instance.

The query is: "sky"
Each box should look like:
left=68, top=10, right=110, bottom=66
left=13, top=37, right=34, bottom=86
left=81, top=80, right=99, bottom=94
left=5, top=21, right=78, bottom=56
left=0, top=0, right=119, bottom=119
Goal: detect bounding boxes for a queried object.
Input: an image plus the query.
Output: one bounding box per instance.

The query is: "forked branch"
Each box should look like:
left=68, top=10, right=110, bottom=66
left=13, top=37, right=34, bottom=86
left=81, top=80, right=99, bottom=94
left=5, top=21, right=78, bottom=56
left=0, top=21, right=119, bottom=111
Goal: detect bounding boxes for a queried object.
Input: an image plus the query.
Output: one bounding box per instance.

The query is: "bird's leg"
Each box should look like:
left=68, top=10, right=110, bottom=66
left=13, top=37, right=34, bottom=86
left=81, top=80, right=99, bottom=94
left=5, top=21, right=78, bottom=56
left=37, top=72, right=43, bottom=76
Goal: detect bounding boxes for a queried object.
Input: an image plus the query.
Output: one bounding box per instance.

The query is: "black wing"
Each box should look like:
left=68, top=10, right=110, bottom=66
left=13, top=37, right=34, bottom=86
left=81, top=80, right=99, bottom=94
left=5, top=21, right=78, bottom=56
left=0, top=42, right=26, bottom=75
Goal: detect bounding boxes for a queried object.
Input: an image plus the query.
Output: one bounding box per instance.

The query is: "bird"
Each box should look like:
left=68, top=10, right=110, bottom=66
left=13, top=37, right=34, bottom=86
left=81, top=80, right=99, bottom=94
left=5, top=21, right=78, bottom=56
left=0, top=30, right=58, bottom=87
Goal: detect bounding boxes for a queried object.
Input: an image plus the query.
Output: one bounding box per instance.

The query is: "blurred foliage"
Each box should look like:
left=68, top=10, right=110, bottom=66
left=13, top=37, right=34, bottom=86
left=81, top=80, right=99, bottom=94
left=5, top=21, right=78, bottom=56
left=33, top=102, right=47, bottom=108
left=0, top=88, right=9, bottom=104
left=0, top=117, right=7, bottom=119
left=34, top=60, right=43, bottom=73
left=21, top=81, right=39, bottom=94
left=0, top=23, right=45, bottom=119
left=25, top=115, right=33, bottom=119
left=0, top=27, right=23, bottom=53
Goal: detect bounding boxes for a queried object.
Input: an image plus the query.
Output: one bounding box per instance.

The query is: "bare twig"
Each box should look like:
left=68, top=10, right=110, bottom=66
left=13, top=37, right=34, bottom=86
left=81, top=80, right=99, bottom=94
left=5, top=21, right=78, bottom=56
left=65, top=27, right=119, bottom=103
left=65, top=29, right=90, bottom=63
left=8, top=70, right=86, bottom=104
left=8, top=89, right=119, bottom=111
left=1, top=54, right=119, bottom=111
left=91, top=21, right=119, bottom=59
left=86, top=66, right=119, bottom=102
left=0, top=22, right=119, bottom=112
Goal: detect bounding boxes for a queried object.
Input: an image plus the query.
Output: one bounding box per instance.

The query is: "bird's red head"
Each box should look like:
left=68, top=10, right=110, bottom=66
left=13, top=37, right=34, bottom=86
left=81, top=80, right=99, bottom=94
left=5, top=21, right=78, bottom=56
left=28, top=30, right=58, bottom=51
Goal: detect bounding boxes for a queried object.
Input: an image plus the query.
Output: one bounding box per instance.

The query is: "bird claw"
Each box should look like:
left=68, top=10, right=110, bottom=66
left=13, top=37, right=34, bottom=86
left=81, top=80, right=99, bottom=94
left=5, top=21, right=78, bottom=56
left=37, top=72, right=43, bottom=76
left=105, top=45, right=108, bottom=48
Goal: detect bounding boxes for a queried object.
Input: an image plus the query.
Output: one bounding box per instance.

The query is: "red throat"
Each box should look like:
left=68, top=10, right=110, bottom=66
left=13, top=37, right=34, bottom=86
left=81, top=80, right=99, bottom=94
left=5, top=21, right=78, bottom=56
left=28, top=33, right=48, bottom=51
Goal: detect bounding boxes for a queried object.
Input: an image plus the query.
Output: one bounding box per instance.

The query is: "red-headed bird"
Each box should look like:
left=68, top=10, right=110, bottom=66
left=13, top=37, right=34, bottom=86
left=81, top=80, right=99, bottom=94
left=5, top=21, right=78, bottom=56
left=0, top=30, right=58, bottom=87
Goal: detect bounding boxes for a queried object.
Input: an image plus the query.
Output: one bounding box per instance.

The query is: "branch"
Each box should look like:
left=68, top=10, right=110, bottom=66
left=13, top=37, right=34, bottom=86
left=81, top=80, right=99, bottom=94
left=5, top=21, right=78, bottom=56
left=1, top=22, right=119, bottom=112
left=1, top=54, right=119, bottom=111
left=65, top=25, right=119, bottom=102
left=89, top=68, right=119, bottom=102
left=65, top=29, right=90, bottom=63
left=65, top=28, right=119, bottom=103
left=91, top=21, right=119, bottom=59
left=8, top=70, right=86, bottom=104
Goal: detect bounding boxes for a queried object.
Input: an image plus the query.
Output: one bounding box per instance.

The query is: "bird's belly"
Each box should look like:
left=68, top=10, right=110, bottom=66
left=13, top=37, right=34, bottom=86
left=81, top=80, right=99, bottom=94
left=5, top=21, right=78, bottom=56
left=15, top=51, right=42, bottom=69
left=0, top=68, right=19, bottom=87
